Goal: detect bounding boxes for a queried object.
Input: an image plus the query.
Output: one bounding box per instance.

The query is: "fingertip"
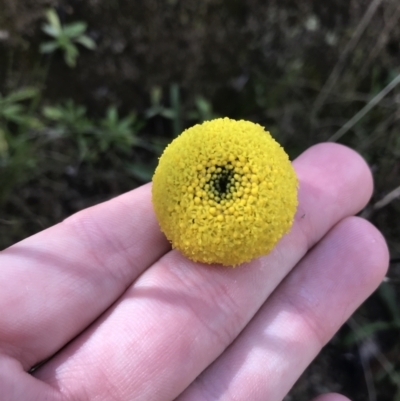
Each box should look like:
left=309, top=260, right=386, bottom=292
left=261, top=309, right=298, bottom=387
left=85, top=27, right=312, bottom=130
left=290, top=143, right=375, bottom=249
left=293, top=142, right=373, bottom=210
left=312, top=393, right=351, bottom=401
left=343, top=216, right=390, bottom=289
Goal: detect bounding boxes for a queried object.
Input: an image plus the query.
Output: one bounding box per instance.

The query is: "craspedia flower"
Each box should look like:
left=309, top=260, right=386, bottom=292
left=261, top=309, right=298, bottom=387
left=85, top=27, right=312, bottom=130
left=152, top=117, right=298, bottom=266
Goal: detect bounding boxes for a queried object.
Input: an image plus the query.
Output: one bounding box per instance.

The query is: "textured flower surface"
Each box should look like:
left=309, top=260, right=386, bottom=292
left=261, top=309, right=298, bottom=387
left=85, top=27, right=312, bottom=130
left=152, top=118, right=298, bottom=266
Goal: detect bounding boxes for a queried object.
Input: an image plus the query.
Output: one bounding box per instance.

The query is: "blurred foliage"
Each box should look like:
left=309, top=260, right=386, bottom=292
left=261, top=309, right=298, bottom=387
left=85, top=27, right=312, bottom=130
left=40, top=8, right=96, bottom=67
left=0, top=1, right=400, bottom=401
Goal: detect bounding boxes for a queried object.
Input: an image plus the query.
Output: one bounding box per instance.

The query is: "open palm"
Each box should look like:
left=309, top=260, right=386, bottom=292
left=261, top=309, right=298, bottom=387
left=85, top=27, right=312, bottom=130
left=0, top=143, right=388, bottom=401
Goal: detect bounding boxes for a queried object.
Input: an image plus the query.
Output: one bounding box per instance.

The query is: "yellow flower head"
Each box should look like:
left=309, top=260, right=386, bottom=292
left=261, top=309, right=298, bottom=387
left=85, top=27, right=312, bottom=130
left=152, top=118, right=298, bottom=266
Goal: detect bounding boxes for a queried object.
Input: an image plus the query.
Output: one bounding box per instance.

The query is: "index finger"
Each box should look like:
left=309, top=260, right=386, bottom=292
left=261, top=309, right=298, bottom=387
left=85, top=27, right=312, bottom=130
left=0, top=183, right=170, bottom=369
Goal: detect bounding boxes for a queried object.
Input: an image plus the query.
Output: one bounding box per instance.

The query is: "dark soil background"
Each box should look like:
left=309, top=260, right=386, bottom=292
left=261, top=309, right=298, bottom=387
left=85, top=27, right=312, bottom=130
left=1, top=0, right=400, bottom=400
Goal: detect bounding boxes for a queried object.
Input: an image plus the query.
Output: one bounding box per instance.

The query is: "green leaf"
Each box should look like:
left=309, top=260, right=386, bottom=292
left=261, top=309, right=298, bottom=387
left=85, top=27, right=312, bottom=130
left=119, top=114, right=136, bottom=130
left=344, top=321, right=398, bottom=346
left=45, top=9, right=61, bottom=32
left=0, top=127, right=9, bottom=157
left=169, top=83, right=182, bottom=136
left=98, top=137, right=108, bottom=152
left=150, top=86, right=162, bottom=106
left=1, top=104, right=25, bottom=122
left=65, top=99, right=87, bottom=118
left=42, top=106, right=64, bottom=120
left=160, top=109, right=175, bottom=119
left=379, top=282, right=400, bottom=322
left=74, top=35, right=96, bottom=50
left=195, top=96, right=214, bottom=121
left=25, top=116, right=43, bottom=129
left=106, top=106, right=118, bottom=124
left=63, top=22, right=87, bottom=38
left=126, top=162, right=155, bottom=182
left=64, top=43, right=79, bottom=68
left=40, top=41, right=59, bottom=54
left=41, top=23, right=60, bottom=38
left=144, top=106, right=162, bottom=119
left=57, top=34, right=70, bottom=49
left=5, top=87, right=38, bottom=103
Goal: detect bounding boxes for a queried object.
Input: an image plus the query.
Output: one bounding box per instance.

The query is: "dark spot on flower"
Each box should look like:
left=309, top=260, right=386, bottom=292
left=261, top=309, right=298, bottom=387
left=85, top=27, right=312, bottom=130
left=207, top=166, right=237, bottom=201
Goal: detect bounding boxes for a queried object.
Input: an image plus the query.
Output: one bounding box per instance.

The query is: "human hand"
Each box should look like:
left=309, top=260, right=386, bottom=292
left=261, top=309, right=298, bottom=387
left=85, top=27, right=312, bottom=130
left=0, top=143, right=388, bottom=401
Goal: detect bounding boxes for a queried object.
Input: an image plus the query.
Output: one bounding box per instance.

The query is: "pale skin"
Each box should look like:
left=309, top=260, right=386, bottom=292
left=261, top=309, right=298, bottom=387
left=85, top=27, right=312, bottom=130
left=0, top=143, right=389, bottom=401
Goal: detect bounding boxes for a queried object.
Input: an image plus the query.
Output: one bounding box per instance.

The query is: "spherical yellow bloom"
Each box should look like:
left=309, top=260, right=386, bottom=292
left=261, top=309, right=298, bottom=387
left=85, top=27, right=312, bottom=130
left=152, top=118, right=298, bottom=266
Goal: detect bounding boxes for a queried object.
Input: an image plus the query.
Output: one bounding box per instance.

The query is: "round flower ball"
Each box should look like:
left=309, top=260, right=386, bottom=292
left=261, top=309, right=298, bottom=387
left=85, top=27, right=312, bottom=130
left=152, top=117, right=298, bottom=266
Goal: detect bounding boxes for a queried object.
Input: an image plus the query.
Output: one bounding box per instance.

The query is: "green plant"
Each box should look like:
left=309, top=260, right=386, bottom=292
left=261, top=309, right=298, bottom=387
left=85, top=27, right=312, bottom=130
left=145, top=85, right=218, bottom=136
left=0, top=87, right=41, bottom=160
left=40, top=9, right=96, bottom=68
left=42, top=101, right=149, bottom=159
left=42, top=99, right=94, bottom=136
left=0, top=88, right=42, bottom=204
left=345, top=282, right=400, bottom=346
left=188, top=96, right=217, bottom=122
left=98, top=106, right=140, bottom=152
left=42, top=99, right=96, bottom=160
left=0, top=88, right=39, bottom=126
left=145, top=86, right=173, bottom=120
left=145, top=84, right=182, bottom=137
